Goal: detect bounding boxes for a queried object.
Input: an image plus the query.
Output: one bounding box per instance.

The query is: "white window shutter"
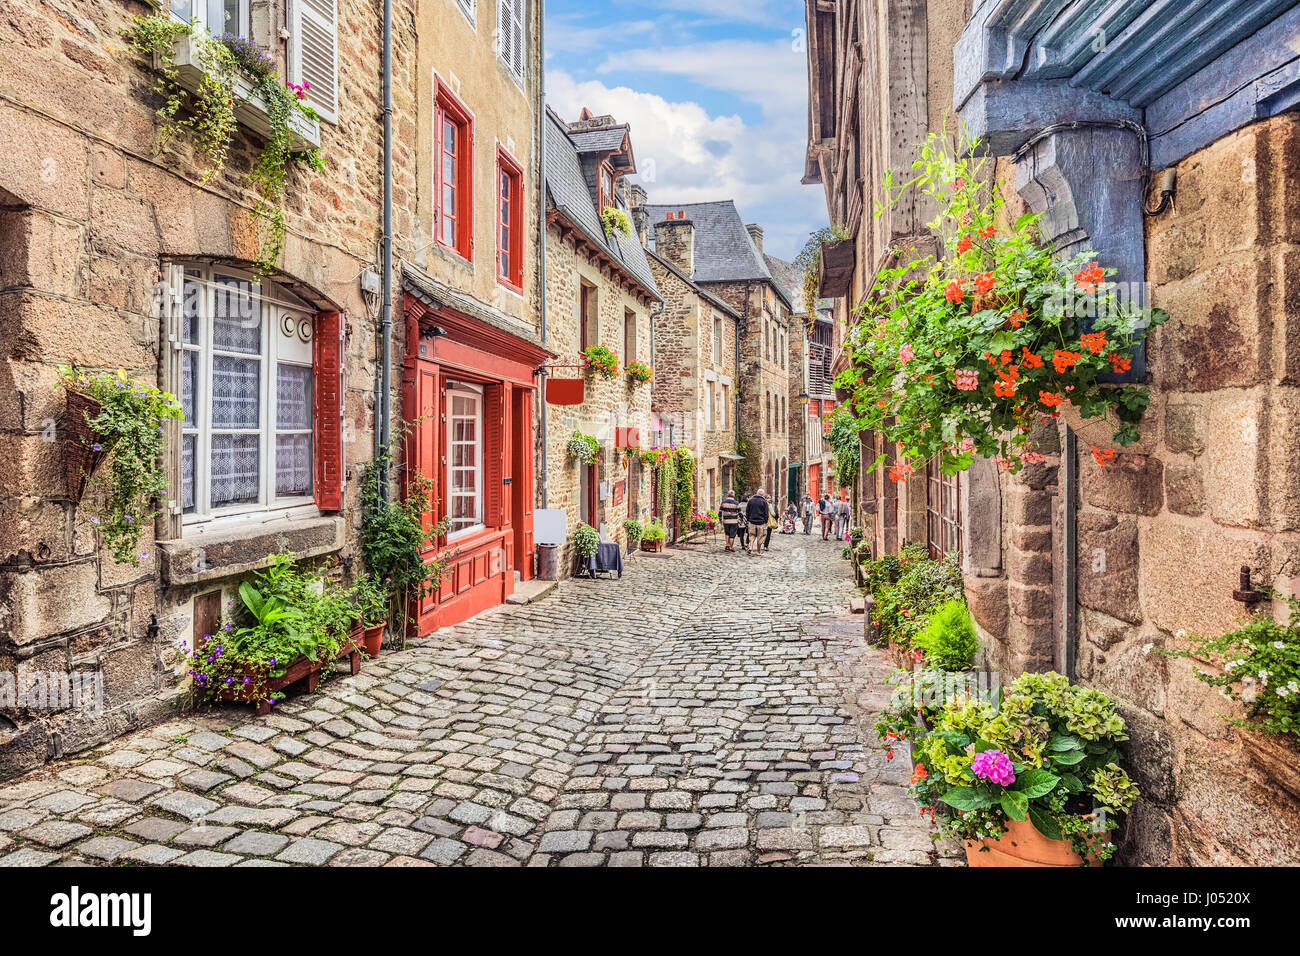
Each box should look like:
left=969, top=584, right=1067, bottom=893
left=499, top=0, right=524, bottom=82
left=292, top=0, right=339, bottom=123
left=512, top=0, right=525, bottom=80
left=158, top=263, right=186, bottom=540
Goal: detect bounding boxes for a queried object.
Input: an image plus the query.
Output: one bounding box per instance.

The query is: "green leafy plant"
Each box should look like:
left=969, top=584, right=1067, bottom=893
left=348, top=572, right=389, bottom=628
left=601, top=206, right=632, bottom=238
left=864, top=543, right=964, bottom=648
left=674, top=448, right=696, bottom=520
left=826, top=403, right=861, bottom=489
left=359, top=424, right=449, bottom=649
left=59, top=367, right=183, bottom=566
left=909, top=672, right=1139, bottom=862
left=625, top=359, right=653, bottom=386
left=841, top=129, right=1168, bottom=482
left=582, top=344, right=620, bottom=380
left=1161, top=596, right=1300, bottom=741
left=572, top=523, right=599, bottom=560
left=622, top=518, right=643, bottom=544
left=793, top=224, right=849, bottom=314
left=914, top=599, right=981, bottom=671
left=641, top=519, right=666, bottom=543
left=567, top=430, right=600, bottom=466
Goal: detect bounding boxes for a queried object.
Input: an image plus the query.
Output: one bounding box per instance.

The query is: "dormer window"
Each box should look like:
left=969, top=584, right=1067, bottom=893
left=599, top=163, right=615, bottom=212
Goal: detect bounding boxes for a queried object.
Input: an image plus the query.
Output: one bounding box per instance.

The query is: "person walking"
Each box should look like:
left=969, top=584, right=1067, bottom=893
left=736, top=493, right=751, bottom=550
left=818, top=494, right=832, bottom=540
left=719, top=490, right=742, bottom=552
left=764, top=494, right=778, bottom=550
left=835, top=495, right=851, bottom=540
left=800, top=493, right=814, bottom=535
left=745, top=488, right=771, bottom=555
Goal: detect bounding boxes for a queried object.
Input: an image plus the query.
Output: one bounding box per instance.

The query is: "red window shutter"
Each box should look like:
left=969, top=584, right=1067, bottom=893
left=484, top=384, right=505, bottom=527
left=313, top=310, right=344, bottom=511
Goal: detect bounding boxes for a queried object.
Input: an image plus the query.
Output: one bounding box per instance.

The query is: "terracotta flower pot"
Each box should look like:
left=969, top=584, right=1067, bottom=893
left=964, top=818, right=1099, bottom=867
left=363, top=621, right=386, bottom=658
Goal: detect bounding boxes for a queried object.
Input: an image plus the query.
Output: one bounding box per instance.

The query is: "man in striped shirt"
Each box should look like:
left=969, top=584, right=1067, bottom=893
left=719, top=491, right=742, bottom=551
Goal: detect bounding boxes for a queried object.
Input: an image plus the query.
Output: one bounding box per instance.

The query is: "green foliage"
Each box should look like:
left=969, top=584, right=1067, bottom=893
left=601, top=206, right=632, bottom=238
left=571, top=523, right=599, bottom=560
left=625, top=359, right=654, bottom=386
left=123, top=16, right=323, bottom=275
left=675, top=448, right=696, bottom=520
left=622, top=519, right=643, bottom=543
left=348, top=571, right=389, bottom=627
left=914, top=599, right=980, bottom=670
left=910, top=671, right=1138, bottom=862
left=641, top=519, right=666, bottom=543
left=864, top=543, right=963, bottom=648
left=567, top=430, right=600, bottom=466
left=1160, top=596, right=1300, bottom=741
left=733, top=429, right=759, bottom=494
left=826, top=403, right=861, bottom=488
left=582, top=344, right=620, bottom=380
left=793, top=225, right=849, bottom=314
left=182, top=552, right=353, bottom=708
left=655, top=454, right=677, bottom=519
left=842, top=129, right=1168, bottom=479
left=59, top=367, right=183, bottom=566
left=359, top=424, right=449, bottom=647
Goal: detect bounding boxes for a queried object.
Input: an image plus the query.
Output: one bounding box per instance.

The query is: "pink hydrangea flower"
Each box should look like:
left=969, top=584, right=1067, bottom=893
left=971, top=749, right=1016, bottom=787
left=954, top=369, right=978, bottom=391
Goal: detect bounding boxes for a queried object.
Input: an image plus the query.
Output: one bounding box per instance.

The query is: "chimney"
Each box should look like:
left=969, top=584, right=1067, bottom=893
left=628, top=183, right=649, bottom=246
left=746, top=223, right=764, bottom=255
left=654, top=216, right=695, bottom=277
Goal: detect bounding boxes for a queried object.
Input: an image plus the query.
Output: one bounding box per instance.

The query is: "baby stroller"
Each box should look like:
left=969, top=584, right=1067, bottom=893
left=781, top=511, right=797, bottom=534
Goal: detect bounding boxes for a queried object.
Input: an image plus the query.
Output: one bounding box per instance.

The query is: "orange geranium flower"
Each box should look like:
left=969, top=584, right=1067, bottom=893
left=979, top=224, right=997, bottom=238
left=994, top=381, right=1017, bottom=397
left=975, top=272, right=996, bottom=295
left=1080, top=331, right=1108, bottom=354
left=957, top=235, right=972, bottom=254
left=1052, top=349, right=1081, bottom=373
left=1092, top=446, right=1116, bottom=466
left=1008, top=310, right=1027, bottom=328
left=1074, top=261, right=1104, bottom=292
left=1108, top=352, right=1132, bottom=374
left=1021, top=347, right=1043, bottom=369
left=1039, top=390, right=1064, bottom=408
left=945, top=280, right=965, bottom=303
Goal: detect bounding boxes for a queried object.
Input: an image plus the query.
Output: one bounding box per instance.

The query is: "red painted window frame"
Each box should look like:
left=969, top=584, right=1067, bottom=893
left=434, top=78, right=474, bottom=262
left=496, top=145, right=524, bottom=293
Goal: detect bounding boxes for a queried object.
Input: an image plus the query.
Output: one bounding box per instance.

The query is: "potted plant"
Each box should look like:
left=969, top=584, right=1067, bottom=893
left=58, top=367, right=183, bottom=566
left=641, top=519, right=666, bottom=552
left=622, top=518, right=644, bottom=553
left=582, top=344, right=620, bottom=381
left=572, top=523, right=599, bottom=571
left=625, top=359, right=653, bottom=387
left=567, top=430, right=600, bottom=466
left=350, top=572, right=389, bottom=658
left=601, top=206, right=633, bottom=238
left=908, top=672, right=1140, bottom=866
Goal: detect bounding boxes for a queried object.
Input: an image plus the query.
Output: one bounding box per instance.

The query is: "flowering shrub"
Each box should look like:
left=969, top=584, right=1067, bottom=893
left=601, top=207, right=633, bottom=238
left=841, top=131, right=1168, bottom=478
left=864, top=544, right=963, bottom=648
left=625, top=359, right=654, bottom=386
left=571, top=523, right=599, bottom=560
left=1161, top=595, right=1300, bottom=741
left=910, top=672, right=1139, bottom=861
left=583, top=344, right=620, bottom=380
left=60, top=367, right=183, bottom=566
left=689, top=510, right=717, bottom=531
left=567, top=431, right=600, bottom=465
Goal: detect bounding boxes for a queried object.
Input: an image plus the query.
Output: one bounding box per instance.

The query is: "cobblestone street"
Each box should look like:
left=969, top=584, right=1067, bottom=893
left=0, top=536, right=959, bottom=867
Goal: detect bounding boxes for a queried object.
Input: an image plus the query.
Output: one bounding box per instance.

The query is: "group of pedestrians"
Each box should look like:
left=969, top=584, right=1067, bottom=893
left=716, top=488, right=852, bottom=555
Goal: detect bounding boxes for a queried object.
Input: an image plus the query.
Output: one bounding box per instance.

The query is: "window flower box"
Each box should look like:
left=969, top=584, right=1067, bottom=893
left=156, top=32, right=320, bottom=151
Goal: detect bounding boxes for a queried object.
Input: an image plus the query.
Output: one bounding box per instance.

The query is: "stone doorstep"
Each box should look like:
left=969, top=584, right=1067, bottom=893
left=505, top=578, right=559, bottom=606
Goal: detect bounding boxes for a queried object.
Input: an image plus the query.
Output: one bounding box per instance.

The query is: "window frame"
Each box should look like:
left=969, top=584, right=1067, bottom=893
left=169, top=0, right=251, bottom=37
left=446, top=381, right=486, bottom=541
left=579, top=280, right=597, bottom=352
left=623, top=307, right=636, bottom=363
left=497, top=0, right=526, bottom=86
left=178, top=264, right=318, bottom=529
left=454, top=0, right=477, bottom=27
left=598, top=162, right=615, bottom=214
left=434, top=76, right=475, bottom=262
left=496, top=144, right=524, bottom=293
left=926, top=459, right=963, bottom=560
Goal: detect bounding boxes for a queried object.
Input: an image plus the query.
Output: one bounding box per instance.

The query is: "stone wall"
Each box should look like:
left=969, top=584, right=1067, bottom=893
left=0, top=0, right=384, bottom=777
left=966, top=113, right=1300, bottom=865
left=543, top=225, right=654, bottom=571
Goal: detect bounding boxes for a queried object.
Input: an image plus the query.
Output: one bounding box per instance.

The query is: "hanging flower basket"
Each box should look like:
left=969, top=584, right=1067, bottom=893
left=63, top=390, right=111, bottom=504
left=625, top=359, right=653, bottom=387
left=582, top=344, right=620, bottom=381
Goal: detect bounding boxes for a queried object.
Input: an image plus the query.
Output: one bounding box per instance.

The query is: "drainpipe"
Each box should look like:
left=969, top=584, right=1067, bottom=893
left=377, top=0, right=394, bottom=501
left=537, top=0, right=548, bottom=507
left=1062, top=425, right=1078, bottom=679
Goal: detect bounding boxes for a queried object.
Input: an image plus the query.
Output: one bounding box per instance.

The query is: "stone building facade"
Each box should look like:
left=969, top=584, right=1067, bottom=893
left=0, top=0, right=386, bottom=776
left=640, top=201, right=794, bottom=507
left=805, top=0, right=1300, bottom=864
left=640, top=216, right=741, bottom=515
left=542, top=110, right=659, bottom=569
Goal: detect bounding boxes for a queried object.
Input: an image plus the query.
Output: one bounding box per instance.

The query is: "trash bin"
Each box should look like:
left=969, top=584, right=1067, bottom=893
left=536, top=543, right=559, bottom=581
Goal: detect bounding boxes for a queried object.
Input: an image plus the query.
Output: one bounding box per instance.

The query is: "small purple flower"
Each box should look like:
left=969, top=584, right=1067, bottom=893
left=92, top=443, right=103, bottom=452
left=125, top=515, right=134, bottom=524
left=971, top=749, right=1017, bottom=787
left=243, top=676, right=251, bottom=685
left=269, top=657, right=276, bottom=666
left=90, top=516, right=100, bottom=525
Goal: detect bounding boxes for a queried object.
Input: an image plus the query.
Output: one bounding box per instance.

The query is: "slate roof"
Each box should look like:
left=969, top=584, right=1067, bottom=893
left=568, top=124, right=630, bottom=154
left=765, top=252, right=832, bottom=317
left=643, top=201, right=773, bottom=286
left=544, top=109, right=660, bottom=298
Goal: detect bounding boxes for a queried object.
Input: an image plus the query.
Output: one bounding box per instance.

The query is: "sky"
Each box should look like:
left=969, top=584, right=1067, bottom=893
left=544, top=0, right=828, bottom=264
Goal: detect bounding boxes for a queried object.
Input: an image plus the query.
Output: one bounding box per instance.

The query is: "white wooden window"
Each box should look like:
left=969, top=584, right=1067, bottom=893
left=447, top=382, right=484, bottom=539
left=712, top=315, right=722, bottom=363
left=170, top=0, right=250, bottom=37
left=176, top=265, right=316, bottom=524
left=497, top=0, right=526, bottom=84
left=720, top=384, right=728, bottom=431
left=705, top=384, right=714, bottom=432
left=456, top=0, right=477, bottom=27
left=290, top=0, right=339, bottom=123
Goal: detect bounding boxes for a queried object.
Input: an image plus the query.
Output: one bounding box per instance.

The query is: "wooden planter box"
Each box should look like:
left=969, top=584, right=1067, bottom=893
left=641, top=540, right=664, bottom=552
left=157, top=33, right=321, bottom=152
left=63, top=391, right=110, bottom=503
left=211, top=628, right=363, bottom=717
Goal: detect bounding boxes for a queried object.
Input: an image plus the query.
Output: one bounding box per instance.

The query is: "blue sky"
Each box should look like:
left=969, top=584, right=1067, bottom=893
left=544, top=0, right=828, bottom=263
